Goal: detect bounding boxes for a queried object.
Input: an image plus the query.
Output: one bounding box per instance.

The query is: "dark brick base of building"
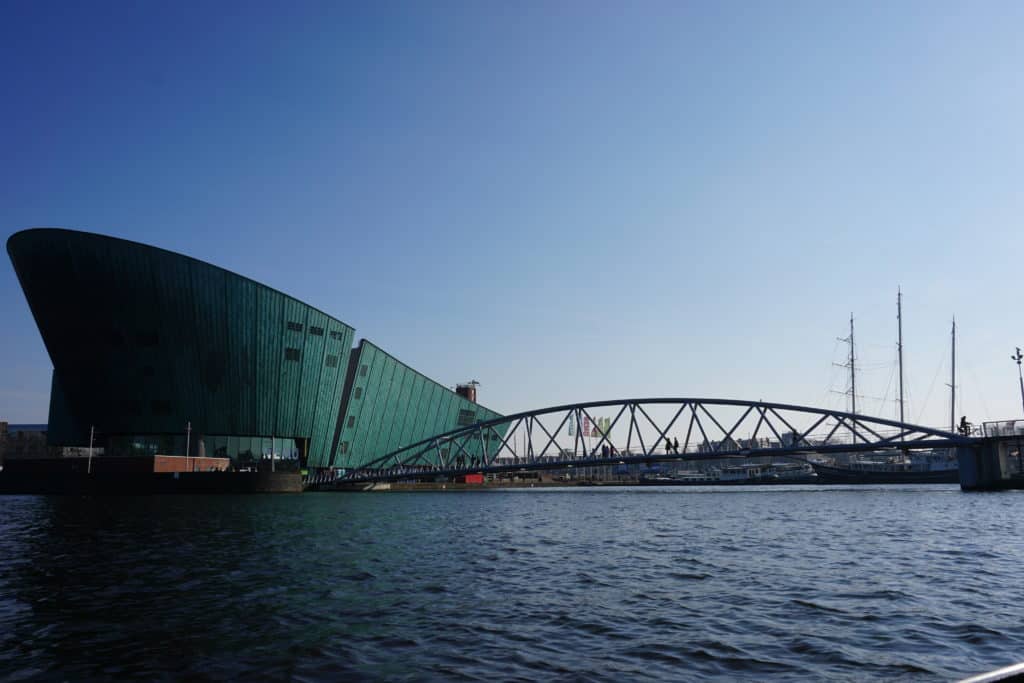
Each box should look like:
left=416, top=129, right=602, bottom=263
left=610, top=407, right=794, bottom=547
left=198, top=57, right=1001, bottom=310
left=0, top=464, right=302, bottom=495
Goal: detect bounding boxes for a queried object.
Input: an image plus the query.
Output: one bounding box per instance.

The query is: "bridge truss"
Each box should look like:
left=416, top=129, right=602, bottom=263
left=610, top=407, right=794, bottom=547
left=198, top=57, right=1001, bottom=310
left=318, top=398, right=971, bottom=486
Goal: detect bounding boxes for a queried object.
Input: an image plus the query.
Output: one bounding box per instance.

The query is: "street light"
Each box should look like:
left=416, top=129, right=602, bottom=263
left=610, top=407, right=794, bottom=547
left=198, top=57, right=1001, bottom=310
left=1013, top=347, right=1024, bottom=417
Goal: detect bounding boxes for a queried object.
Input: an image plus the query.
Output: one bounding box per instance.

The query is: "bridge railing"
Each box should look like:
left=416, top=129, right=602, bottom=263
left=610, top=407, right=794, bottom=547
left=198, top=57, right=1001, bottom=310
left=979, top=420, right=1024, bottom=438
left=330, top=398, right=970, bottom=484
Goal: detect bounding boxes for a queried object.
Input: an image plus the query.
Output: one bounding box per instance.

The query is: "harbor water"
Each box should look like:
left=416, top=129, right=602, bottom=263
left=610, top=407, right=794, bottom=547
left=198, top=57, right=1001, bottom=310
left=2, top=485, right=1023, bottom=681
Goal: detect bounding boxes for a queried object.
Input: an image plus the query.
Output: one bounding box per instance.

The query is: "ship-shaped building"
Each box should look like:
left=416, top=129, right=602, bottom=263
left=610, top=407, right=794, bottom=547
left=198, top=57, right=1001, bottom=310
left=6, top=228, right=502, bottom=474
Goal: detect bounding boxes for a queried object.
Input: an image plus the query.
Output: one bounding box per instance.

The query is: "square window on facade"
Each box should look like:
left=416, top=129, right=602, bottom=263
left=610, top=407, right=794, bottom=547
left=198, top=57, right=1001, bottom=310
left=287, top=321, right=304, bottom=332
left=360, top=364, right=368, bottom=377
left=310, top=326, right=324, bottom=336
left=285, top=347, right=301, bottom=361
left=340, top=441, right=348, bottom=454
left=354, top=387, right=362, bottom=399
left=347, top=416, right=355, bottom=428
left=325, top=354, right=338, bottom=368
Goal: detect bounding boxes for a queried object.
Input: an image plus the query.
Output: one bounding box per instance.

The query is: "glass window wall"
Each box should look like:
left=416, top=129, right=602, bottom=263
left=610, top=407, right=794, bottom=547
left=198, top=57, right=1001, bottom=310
left=200, top=434, right=303, bottom=471
left=104, top=433, right=305, bottom=471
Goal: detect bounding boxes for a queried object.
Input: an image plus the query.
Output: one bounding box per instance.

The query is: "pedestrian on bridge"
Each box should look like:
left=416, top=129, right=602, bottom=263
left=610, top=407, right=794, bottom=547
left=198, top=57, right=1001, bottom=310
left=959, top=416, right=972, bottom=436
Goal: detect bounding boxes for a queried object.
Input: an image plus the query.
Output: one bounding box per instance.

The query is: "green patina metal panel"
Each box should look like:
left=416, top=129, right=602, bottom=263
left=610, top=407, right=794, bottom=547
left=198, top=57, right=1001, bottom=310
left=365, top=353, right=397, bottom=460
left=334, top=341, right=506, bottom=469
left=154, top=245, right=201, bottom=434
left=6, top=229, right=357, bottom=469
left=306, top=323, right=352, bottom=468
left=396, top=373, right=426, bottom=455
left=277, top=297, right=306, bottom=437
left=394, top=366, right=419, bottom=451
left=255, top=286, right=283, bottom=434
left=341, top=343, right=377, bottom=466
left=225, top=275, right=257, bottom=433
left=7, top=229, right=503, bottom=471
left=378, top=363, right=407, bottom=455
left=190, top=260, right=227, bottom=430
left=436, top=391, right=455, bottom=444
left=422, top=382, right=443, bottom=448
left=47, top=370, right=87, bottom=443
left=296, top=308, right=328, bottom=444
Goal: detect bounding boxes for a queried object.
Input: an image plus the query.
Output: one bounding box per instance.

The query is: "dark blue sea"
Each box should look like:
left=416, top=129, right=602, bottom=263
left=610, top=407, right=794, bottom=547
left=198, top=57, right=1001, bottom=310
left=2, top=485, right=1023, bottom=681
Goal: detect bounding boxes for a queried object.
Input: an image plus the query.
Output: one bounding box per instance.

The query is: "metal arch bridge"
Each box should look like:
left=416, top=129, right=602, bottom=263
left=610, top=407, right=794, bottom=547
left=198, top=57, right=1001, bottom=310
left=309, top=398, right=975, bottom=487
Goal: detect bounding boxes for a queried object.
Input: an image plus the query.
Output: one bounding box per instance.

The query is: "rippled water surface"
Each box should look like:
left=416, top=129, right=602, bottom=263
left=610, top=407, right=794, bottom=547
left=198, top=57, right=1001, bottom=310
left=2, top=485, right=1024, bottom=681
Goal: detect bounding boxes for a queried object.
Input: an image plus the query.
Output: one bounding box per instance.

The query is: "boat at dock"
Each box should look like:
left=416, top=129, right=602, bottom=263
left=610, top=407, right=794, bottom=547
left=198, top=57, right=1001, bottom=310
left=810, top=292, right=961, bottom=485
left=811, top=451, right=959, bottom=484
left=638, top=462, right=818, bottom=485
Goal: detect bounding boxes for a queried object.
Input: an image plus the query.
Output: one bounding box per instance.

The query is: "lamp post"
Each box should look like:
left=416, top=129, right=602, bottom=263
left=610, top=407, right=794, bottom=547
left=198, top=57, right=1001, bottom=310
left=1013, top=347, right=1024, bottom=417
left=185, top=421, right=192, bottom=472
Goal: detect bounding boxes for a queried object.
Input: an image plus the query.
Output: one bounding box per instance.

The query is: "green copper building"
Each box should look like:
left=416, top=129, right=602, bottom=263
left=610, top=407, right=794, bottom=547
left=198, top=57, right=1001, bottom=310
left=7, top=228, right=502, bottom=471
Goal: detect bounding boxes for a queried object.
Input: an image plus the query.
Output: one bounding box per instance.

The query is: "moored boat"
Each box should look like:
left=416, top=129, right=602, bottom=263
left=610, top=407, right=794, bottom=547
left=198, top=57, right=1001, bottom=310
left=811, top=451, right=959, bottom=484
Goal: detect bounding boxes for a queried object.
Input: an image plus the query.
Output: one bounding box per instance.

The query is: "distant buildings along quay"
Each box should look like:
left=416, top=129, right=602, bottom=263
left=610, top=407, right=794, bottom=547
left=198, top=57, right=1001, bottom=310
left=6, top=228, right=503, bottom=472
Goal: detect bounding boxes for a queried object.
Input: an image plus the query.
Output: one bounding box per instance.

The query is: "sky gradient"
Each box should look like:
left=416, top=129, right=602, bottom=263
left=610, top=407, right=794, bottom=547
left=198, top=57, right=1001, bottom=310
left=2, top=1, right=1022, bottom=428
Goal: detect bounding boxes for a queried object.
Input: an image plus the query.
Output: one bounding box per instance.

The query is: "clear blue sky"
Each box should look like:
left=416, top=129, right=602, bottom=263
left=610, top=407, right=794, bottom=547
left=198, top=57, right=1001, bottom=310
left=2, top=1, right=1022, bottom=428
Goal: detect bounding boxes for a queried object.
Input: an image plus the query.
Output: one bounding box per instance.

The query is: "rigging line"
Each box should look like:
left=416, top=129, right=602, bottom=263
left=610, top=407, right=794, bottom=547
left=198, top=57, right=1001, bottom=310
left=834, top=391, right=895, bottom=403
left=856, top=360, right=895, bottom=369
left=819, top=368, right=842, bottom=409
left=879, top=357, right=897, bottom=419
left=818, top=338, right=843, bottom=406
left=903, top=365, right=914, bottom=421
left=916, top=351, right=946, bottom=425
left=828, top=389, right=879, bottom=400
left=963, top=357, right=991, bottom=421
left=886, top=342, right=901, bottom=420
left=853, top=366, right=893, bottom=374
left=862, top=341, right=897, bottom=348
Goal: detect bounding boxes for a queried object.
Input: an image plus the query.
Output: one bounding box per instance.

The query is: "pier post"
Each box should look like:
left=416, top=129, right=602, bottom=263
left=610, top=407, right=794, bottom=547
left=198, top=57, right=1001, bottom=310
left=958, top=439, right=1021, bottom=491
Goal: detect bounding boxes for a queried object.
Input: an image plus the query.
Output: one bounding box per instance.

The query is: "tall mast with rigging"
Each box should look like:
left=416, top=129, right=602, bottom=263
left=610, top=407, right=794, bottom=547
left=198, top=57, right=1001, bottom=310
left=834, top=314, right=858, bottom=443
left=897, top=289, right=905, bottom=425
left=849, top=314, right=857, bottom=416
left=949, top=318, right=956, bottom=432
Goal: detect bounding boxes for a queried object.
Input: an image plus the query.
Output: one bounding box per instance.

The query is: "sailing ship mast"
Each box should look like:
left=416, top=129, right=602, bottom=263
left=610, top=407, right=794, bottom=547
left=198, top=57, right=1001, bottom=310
left=834, top=314, right=858, bottom=442
left=835, top=314, right=858, bottom=414
left=897, top=289, right=905, bottom=425
left=849, top=314, right=856, bottom=416
left=949, top=318, right=956, bottom=432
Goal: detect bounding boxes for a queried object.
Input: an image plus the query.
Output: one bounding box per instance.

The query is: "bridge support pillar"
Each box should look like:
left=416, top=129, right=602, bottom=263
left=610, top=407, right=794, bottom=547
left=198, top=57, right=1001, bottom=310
left=958, top=439, right=1024, bottom=491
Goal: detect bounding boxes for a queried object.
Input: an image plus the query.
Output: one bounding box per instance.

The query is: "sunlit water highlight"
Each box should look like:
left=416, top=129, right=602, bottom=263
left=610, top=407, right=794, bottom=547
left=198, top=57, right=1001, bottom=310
left=2, top=485, right=1023, bottom=681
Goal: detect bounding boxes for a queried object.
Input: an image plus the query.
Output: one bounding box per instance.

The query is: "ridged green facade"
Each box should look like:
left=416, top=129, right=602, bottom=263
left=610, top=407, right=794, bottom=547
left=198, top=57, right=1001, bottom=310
left=7, top=228, right=502, bottom=470
left=331, top=341, right=504, bottom=469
